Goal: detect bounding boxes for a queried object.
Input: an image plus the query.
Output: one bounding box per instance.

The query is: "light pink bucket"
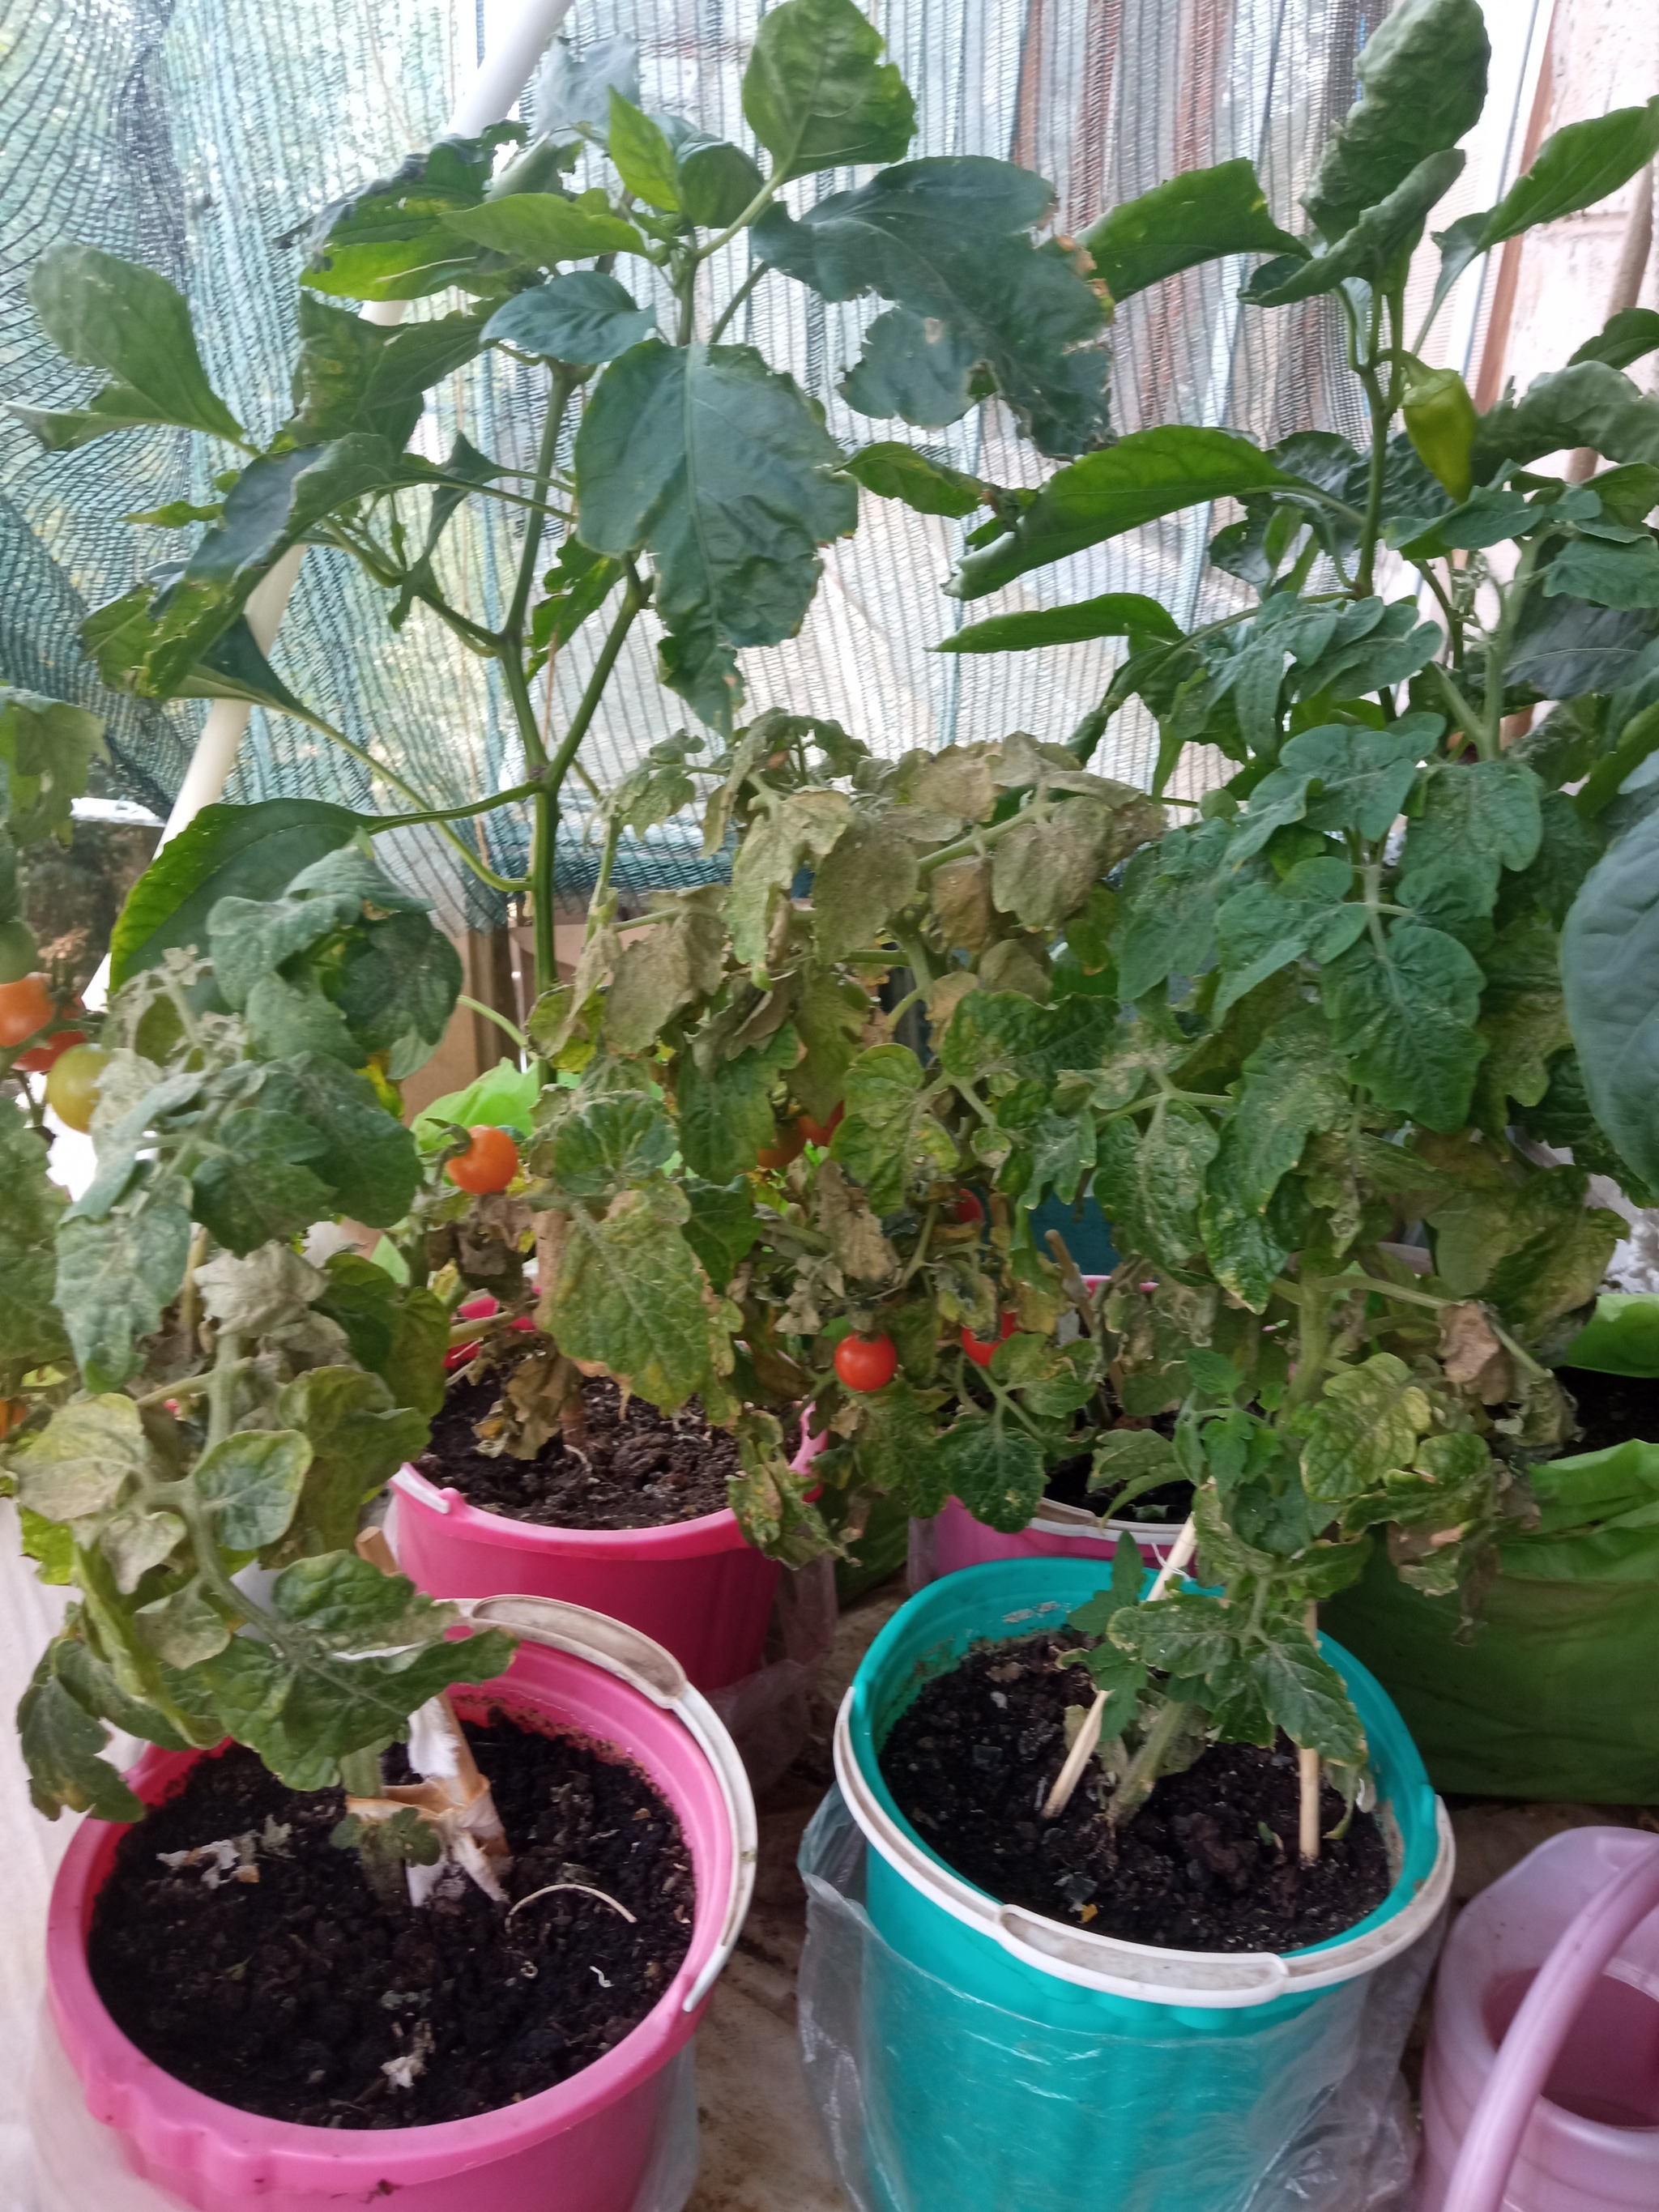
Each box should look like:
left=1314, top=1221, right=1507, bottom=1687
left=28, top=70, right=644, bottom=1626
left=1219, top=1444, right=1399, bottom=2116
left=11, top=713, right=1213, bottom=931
left=928, top=1492, right=1183, bottom=1575
left=36, top=1599, right=755, bottom=2212
left=392, top=1426, right=825, bottom=1694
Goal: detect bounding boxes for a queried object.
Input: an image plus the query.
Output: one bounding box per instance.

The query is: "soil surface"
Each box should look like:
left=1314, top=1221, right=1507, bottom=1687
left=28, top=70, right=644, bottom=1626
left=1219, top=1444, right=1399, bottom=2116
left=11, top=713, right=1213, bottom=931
left=423, top=1372, right=737, bottom=1528
left=1045, top=1450, right=1193, bottom=1525
left=1559, top=1366, right=1659, bottom=1457
left=880, top=1630, right=1391, bottom=1953
left=87, top=1712, right=693, bottom=2128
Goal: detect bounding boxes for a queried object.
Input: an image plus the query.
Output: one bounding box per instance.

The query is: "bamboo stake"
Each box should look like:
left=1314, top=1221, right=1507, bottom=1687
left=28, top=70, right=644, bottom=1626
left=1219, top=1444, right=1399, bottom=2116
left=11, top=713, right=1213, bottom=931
left=1299, top=1602, right=1321, bottom=1865
left=1043, top=1513, right=1196, bottom=1821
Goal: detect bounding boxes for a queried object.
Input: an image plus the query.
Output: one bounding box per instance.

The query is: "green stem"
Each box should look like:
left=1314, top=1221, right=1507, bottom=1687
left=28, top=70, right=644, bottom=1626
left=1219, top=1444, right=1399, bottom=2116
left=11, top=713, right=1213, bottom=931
left=504, top=368, right=578, bottom=670
left=1107, top=1695, right=1197, bottom=1826
left=695, top=168, right=783, bottom=261
left=708, top=260, right=766, bottom=344
left=368, top=778, right=544, bottom=830
left=1424, top=658, right=1483, bottom=752
left=339, top=1748, right=385, bottom=1799
left=458, top=995, right=528, bottom=1055
left=1355, top=373, right=1391, bottom=598
left=897, top=1204, right=938, bottom=1287
left=1288, top=1274, right=1332, bottom=1410
left=1577, top=698, right=1659, bottom=818
left=1482, top=537, right=1543, bottom=762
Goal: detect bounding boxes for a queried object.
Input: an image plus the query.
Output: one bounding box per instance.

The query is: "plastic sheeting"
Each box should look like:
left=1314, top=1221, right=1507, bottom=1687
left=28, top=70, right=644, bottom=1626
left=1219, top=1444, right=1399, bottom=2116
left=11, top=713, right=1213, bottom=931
left=0, top=0, right=1476, bottom=933
left=797, top=1784, right=1443, bottom=2212
left=708, top=1554, right=838, bottom=1797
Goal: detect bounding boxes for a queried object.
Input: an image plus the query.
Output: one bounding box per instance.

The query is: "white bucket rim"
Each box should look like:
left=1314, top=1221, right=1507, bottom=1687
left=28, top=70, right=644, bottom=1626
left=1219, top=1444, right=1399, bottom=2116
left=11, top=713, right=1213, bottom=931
left=834, top=1693, right=1453, bottom=2010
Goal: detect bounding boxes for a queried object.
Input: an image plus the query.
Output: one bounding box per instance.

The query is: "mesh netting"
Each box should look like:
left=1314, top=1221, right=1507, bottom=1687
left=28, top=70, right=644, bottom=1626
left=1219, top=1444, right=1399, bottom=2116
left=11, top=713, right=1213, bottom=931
left=0, top=0, right=1528, bottom=929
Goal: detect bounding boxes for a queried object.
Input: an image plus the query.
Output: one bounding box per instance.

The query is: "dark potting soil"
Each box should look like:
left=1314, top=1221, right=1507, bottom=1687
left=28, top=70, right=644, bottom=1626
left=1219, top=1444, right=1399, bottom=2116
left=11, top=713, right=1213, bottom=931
left=422, top=1371, right=737, bottom=1529
left=880, top=1631, right=1391, bottom=1953
left=1045, top=1450, right=1194, bottom=1525
left=87, top=1713, right=693, bottom=2128
left=1559, top=1366, right=1659, bottom=1457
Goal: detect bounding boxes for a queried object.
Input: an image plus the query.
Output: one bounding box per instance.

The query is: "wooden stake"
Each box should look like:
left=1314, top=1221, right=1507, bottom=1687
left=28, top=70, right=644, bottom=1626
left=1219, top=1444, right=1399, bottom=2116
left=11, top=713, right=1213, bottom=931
left=1299, top=1602, right=1321, bottom=1865
left=1043, top=1514, right=1196, bottom=1822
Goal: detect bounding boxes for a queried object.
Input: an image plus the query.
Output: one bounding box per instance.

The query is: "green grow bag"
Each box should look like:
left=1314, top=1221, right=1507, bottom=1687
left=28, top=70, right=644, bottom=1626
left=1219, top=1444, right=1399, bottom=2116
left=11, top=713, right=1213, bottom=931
left=1324, top=1298, right=1659, bottom=1801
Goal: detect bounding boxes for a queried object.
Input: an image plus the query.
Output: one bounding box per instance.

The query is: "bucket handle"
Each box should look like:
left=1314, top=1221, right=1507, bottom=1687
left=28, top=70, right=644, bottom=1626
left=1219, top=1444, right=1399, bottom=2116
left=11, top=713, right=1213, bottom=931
left=1442, top=1833, right=1659, bottom=2212
left=995, top=1903, right=1291, bottom=1993
left=454, top=1594, right=757, bottom=2016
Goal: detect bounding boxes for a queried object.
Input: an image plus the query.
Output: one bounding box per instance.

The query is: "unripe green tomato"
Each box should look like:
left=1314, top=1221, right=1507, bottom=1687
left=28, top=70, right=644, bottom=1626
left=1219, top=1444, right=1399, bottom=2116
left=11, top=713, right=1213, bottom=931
left=45, top=1043, right=109, bottom=1133
left=0, top=917, right=38, bottom=985
left=1402, top=368, right=1478, bottom=505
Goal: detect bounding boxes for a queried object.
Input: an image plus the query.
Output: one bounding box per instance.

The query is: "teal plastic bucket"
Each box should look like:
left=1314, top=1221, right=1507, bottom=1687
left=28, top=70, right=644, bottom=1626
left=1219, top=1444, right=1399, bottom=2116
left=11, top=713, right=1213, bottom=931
left=830, top=1558, right=1453, bottom=2212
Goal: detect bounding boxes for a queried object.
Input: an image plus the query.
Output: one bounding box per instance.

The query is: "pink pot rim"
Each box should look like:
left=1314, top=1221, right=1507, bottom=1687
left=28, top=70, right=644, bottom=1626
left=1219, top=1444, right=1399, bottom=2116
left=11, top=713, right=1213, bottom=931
left=393, top=1409, right=827, bottom=1562
left=46, top=1632, right=747, bottom=2193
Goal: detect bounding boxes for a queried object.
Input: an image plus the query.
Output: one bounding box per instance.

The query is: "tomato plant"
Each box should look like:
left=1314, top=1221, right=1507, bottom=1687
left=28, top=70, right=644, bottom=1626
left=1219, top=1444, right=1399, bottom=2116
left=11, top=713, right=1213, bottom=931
left=834, top=1333, right=898, bottom=1393
left=446, top=1125, right=521, bottom=1193
left=44, top=1042, right=108, bottom=1132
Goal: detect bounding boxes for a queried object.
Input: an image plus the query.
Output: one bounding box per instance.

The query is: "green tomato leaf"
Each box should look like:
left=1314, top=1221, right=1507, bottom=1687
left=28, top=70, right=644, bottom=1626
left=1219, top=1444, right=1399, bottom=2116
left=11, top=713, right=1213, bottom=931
left=727, top=789, right=853, bottom=965
left=1213, top=856, right=1368, bottom=1016
left=830, top=1042, right=957, bottom=1213
left=13, top=1394, right=149, bottom=1524
left=0, top=687, right=104, bottom=846
left=1081, top=158, right=1304, bottom=300
left=284, top=295, right=484, bottom=449
left=1321, top=922, right=1486, bottom=1132
left=1509, top=590, right=1659, bottom=698
left=1301, top=0, right=1490, bottom=244
left=18, top=1669, right=143, bottom=1822
left=953, top=427, right=1295, bottom=599
left=1108, top=1589, right=1238, bottom=1680
left=189, top=1103, right=335, bottom=1257
left=674, top=1022, right=799, bottom=1183
left=313, top=1256, right=446, bottom=1418
left=1114, top=818, right=1252, bottom=1001
left=939, top=591, right=1183, bottom=655
left=193, top=1429, right=311, bottom=1552
left=1280, top=718, right=1433, bottom=838
left=849, top=1379, right=950, bottom=1517
left=1300, top=1353, right=1432, bottom=1504
left=0, top=1115, right=70, bottom=1371
left=275, top=1368, right=429, bottom=1561
left=935, top=1416, right=1046, bottom=1535
left=937, top=991, right=1118, bottom=1093
left=549, top=1094, right=676, bottom=1197
left=300, top=128, right=514, bottom=300
left=1251, top=1625, right=1366, bottom=1763
left=681, top=1181, right=761, bottom=1292
left=1093, top=1102, right=1219, bottom=1273
left=54, top=1175, right=194, bottom=1390
left=1224, top=1007, right=1350, bottom=1214
left=756, top=157, right=1107, bottom=458
left=741, top=0, right=916, bottom=181
left=604, top=891, right=727, bottom=1056
left=484, top=271, right=656, bottom=364
left=574, top=339, right=857, bottom=727
left=547, top=1186, right=729, bottom=1410
left=273, top=1056, right=422, bottom=1227
left=1402, top=757, right=1544, bottom=902
left=24, top=243, right=242, bottom=444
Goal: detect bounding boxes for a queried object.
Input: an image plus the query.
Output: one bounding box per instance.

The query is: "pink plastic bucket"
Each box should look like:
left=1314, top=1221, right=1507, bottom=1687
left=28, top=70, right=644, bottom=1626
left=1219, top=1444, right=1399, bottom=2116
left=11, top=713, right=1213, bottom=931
left=392, top=1426, right=824, bottom=1694
left=1420, top=1826, right=1659, bottom=2212
left=35, top=1598, right=755, bottom=2212
left=929, top=1493, right=1183, bottom=1576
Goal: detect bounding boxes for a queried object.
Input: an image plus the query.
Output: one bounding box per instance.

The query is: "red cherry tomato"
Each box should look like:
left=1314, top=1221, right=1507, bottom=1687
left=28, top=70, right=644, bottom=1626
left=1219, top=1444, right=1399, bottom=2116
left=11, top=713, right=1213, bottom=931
left=17, top=1025, right=87, bottom=1075
left=0, top=974, right=57, bottom=1050
left=756, top=1120, right=807, bottom=1172
left=834, top=1332, right=898, bottom=1392
left=796, top=1102, right=844, bottom=1146
left=953, top=1190, right=986, bottom=1225
left=961, top=1312, right=1019, bottom=1369
left=445, top=1125, right=521, bottom=1193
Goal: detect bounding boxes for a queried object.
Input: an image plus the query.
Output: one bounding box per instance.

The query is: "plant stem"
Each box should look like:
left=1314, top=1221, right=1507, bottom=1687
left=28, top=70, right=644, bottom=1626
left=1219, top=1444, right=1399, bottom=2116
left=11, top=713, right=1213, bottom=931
left=1482, top=536, right=1542, bottom=762
left=368, top=778, right=545, bottom=831
left=457, top=995, right=528, bottom=1055
left=1424, top=658, right=1483, bottom=752
left=1355, top=373, right=1391, bottom=597
left=339, top=1748, right=384, bottom=1799
left=505, top=369, right=578, bottom=663
left=1288, top=1273, right=1331, bottom=1410
left=708, top=260, right=766, bottom=344
left=1108, top=1696, right=1197, bottom=1827
left=694, top=168, right=783, bottom=261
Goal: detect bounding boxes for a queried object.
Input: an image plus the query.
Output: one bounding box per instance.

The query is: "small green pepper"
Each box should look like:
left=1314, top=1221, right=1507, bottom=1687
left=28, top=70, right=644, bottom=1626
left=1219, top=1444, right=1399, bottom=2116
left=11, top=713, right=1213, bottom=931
left=1401, top=367, right=1478, bottom=505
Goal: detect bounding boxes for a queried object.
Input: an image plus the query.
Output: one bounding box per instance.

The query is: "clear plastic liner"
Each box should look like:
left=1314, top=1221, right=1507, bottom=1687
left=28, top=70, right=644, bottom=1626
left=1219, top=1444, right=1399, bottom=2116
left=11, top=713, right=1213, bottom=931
left=707, top=1557, right=838, bottom=1796
left=797, top=1786, right=1442, bottom=2212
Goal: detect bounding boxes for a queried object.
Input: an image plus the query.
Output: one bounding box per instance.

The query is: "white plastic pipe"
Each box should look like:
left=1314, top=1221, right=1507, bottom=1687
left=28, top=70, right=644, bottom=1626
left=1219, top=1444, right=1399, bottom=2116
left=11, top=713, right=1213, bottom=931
left=154, top=0, right=581, bottom=850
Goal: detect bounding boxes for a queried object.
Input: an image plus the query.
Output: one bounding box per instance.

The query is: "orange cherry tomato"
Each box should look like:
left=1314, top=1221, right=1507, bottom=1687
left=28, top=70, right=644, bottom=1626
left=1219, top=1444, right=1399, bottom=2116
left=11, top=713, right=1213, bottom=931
left=0, top=1398, right=23, bottom=1440
left=445, top=1125, right=521, bottom=1193
left=961, top=1312, right=1018, bottom=1369
left=756, top=1120, right=807, bottom=1172
left=834, top=1332, right=898, bottom=1393
left=796, top=1102, right=844, bottom=1146
left=0, top=974, right=56, bottom=1049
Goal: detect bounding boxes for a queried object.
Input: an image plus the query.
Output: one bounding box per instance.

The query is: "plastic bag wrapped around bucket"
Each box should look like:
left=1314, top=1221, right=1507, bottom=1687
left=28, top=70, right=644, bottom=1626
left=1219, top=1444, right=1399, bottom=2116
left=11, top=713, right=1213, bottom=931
left=798, top=1788, right=1442, bottom=2212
